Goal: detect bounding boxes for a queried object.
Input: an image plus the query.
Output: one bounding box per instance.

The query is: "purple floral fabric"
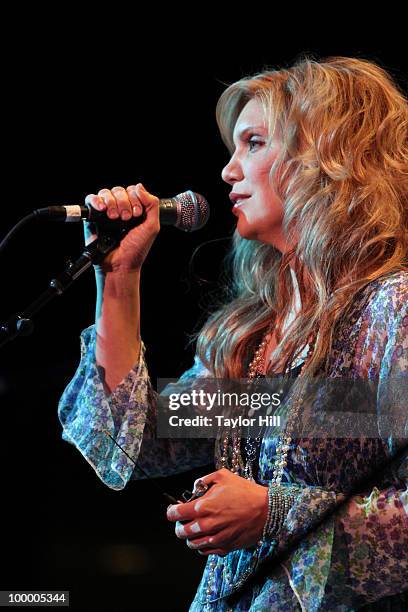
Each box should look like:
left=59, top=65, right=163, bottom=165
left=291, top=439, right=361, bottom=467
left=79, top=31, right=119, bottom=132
left=58, top=271, right=408, bottom=610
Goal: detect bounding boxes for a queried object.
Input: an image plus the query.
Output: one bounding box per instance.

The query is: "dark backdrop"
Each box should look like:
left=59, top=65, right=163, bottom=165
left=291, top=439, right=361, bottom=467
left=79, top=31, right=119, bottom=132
left=1, top=13, right=407, bottom=612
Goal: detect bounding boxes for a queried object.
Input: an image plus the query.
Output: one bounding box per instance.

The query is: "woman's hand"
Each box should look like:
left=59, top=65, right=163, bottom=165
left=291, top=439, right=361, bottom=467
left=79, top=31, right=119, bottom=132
left=166, top=468, right=268, bottom=556
left=83, top=183, right=160, bottom=273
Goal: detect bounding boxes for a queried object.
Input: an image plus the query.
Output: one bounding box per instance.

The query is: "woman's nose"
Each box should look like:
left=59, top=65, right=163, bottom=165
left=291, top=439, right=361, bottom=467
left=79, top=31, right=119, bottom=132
left=221, top=153, right=243, bottom=185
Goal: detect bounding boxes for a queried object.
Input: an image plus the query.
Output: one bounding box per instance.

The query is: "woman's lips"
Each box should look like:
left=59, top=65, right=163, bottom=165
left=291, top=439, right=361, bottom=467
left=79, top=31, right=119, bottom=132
left=231, top=196, right=251, bottom=211
left=231, top=197, right=250, bottom=217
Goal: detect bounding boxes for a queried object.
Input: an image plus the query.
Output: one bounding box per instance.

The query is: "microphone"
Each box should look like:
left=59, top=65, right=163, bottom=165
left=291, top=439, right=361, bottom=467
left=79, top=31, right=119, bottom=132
left=33, top=190, right=209, bottom=232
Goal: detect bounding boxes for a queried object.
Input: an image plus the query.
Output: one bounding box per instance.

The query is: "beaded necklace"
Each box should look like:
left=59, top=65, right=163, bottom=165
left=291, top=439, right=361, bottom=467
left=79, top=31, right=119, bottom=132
left=204, top=326, right=315, bottom=607
left=216, top=323, right=315, bottom=481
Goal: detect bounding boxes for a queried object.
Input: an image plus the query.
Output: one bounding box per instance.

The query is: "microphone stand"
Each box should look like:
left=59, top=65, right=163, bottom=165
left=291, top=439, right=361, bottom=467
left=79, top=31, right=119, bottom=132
left=0, top=231, right=120, bottom=349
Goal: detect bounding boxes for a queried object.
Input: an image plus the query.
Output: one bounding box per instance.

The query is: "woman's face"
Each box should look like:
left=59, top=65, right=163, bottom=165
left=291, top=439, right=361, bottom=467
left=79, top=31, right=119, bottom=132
left=221, top=98, right=289, bottom=252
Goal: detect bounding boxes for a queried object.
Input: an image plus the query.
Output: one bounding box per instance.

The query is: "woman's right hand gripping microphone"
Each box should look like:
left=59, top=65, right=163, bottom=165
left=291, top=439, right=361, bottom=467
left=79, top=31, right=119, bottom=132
left=83, top=183, right=160, bottom=273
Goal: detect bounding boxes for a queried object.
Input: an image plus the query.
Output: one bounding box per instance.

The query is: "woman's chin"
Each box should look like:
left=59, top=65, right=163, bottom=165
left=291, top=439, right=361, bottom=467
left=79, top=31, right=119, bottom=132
left=235, top=218, right=288, bottom=249
left=235, top=219, right=259, bottom=241
left=236, top=220, right=273, bottom=243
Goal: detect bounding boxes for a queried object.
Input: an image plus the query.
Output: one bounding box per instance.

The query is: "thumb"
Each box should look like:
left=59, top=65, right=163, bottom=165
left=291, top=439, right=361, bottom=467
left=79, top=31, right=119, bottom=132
left=134, top=184, right=160, bottom=231
left=193, top=469, right=225, bottom=491
left=135, top=183, right=159, bottom=208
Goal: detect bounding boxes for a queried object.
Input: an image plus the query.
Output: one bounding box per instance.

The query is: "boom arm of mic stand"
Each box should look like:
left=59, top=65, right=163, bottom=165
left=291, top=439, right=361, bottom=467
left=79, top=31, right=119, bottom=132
left=0, top=232, right=120, bottom=349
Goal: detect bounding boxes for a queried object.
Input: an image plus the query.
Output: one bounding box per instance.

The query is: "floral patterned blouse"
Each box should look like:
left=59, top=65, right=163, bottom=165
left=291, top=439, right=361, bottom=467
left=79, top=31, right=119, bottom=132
left=58, top=271, right=408, bottom=611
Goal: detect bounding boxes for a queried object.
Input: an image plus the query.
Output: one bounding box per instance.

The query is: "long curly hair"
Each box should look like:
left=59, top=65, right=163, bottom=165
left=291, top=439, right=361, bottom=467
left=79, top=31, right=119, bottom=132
left=195, top=55, right=408, bottom=378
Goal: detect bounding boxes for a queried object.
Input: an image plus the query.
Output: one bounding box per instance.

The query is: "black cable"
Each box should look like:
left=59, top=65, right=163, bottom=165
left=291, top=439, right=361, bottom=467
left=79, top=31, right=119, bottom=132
left=0, top=212, right=37, bottom=257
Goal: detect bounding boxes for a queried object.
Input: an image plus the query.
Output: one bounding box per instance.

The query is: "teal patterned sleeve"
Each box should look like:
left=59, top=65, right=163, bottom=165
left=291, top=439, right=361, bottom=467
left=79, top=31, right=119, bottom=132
left=58, top=324, right=214, bottom=491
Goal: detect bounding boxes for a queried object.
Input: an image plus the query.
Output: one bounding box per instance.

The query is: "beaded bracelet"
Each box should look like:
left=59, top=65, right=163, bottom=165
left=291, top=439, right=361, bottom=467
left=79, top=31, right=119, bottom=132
left=262, top=483, right=297, bottom=539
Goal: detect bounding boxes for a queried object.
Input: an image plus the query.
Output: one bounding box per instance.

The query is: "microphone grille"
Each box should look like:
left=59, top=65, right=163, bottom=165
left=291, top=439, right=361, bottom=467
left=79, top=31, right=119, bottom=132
left=175, top=191, right=209, bottom=232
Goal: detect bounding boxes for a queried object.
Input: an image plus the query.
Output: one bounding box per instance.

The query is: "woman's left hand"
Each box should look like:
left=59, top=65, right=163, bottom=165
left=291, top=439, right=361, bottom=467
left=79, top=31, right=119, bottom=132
left=166, top=468, right=268, bottom=556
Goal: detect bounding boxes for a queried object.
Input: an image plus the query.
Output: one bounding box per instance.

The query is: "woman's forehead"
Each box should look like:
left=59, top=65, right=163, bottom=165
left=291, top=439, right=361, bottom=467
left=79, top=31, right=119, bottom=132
left=232, top=99, right=269, bottom=141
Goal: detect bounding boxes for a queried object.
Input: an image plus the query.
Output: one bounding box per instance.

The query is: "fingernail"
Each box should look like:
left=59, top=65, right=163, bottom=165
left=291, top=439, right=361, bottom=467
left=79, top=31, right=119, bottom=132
left=121, top=211, right=131, bottom=221
left=132, top=205, right=141, bottom=216
left=175, top=522, right=186, bottom=537
left=167, top=505, right=181, bottom=519
left=108, top=209, right=119, bottom=219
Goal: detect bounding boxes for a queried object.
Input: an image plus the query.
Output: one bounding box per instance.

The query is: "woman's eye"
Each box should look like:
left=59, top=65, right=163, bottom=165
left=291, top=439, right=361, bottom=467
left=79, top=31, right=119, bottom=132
left=248, top=137, right=263, bottom=152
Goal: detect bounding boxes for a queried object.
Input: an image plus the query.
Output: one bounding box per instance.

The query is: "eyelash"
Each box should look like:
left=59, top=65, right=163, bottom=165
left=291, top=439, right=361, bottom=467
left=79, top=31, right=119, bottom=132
left=247, top=136, right=264, bottom=152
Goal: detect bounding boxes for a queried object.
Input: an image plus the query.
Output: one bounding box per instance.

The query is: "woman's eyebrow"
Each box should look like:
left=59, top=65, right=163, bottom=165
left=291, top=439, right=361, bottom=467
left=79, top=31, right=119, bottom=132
left=233, top=125, right=267, bottom=145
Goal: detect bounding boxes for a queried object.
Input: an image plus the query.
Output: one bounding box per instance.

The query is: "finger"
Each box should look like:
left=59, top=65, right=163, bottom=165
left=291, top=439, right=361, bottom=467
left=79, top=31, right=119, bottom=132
left=186, top=536, right=215, bottom=550
left=98, top=188, right=119, bottom=219
left=175, top=520, right=198, bottom=539
left=174, top=519, right=214, bottom=540
left=134, top=183, right=160, bottom=231
left=126, top=185, right=143, bottom=217
left=111, top=186, right=132, bottom=221
left=85, top=193, right=106, bottom=211
left=167, top=498, right=204, bottom=523
left=197, top=548, right=228, bottom=557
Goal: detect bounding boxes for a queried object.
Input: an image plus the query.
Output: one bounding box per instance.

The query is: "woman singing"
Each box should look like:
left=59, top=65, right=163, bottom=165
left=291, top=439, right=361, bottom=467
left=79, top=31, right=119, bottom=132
left=59, top=56, right=408, bottom=610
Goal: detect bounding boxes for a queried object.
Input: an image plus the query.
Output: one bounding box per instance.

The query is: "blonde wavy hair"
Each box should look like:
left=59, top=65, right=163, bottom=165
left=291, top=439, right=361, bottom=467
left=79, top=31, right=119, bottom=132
left=195, top=55, right=408, bottom=378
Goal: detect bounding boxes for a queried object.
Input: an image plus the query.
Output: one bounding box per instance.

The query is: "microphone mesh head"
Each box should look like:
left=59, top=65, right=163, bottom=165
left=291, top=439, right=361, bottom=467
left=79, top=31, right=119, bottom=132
left=175, top=191, right=209, bottom=232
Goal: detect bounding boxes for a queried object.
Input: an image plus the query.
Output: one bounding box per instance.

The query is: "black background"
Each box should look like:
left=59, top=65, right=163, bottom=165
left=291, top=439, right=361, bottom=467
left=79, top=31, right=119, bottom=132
left=1, top=12, right=407, bottom=612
